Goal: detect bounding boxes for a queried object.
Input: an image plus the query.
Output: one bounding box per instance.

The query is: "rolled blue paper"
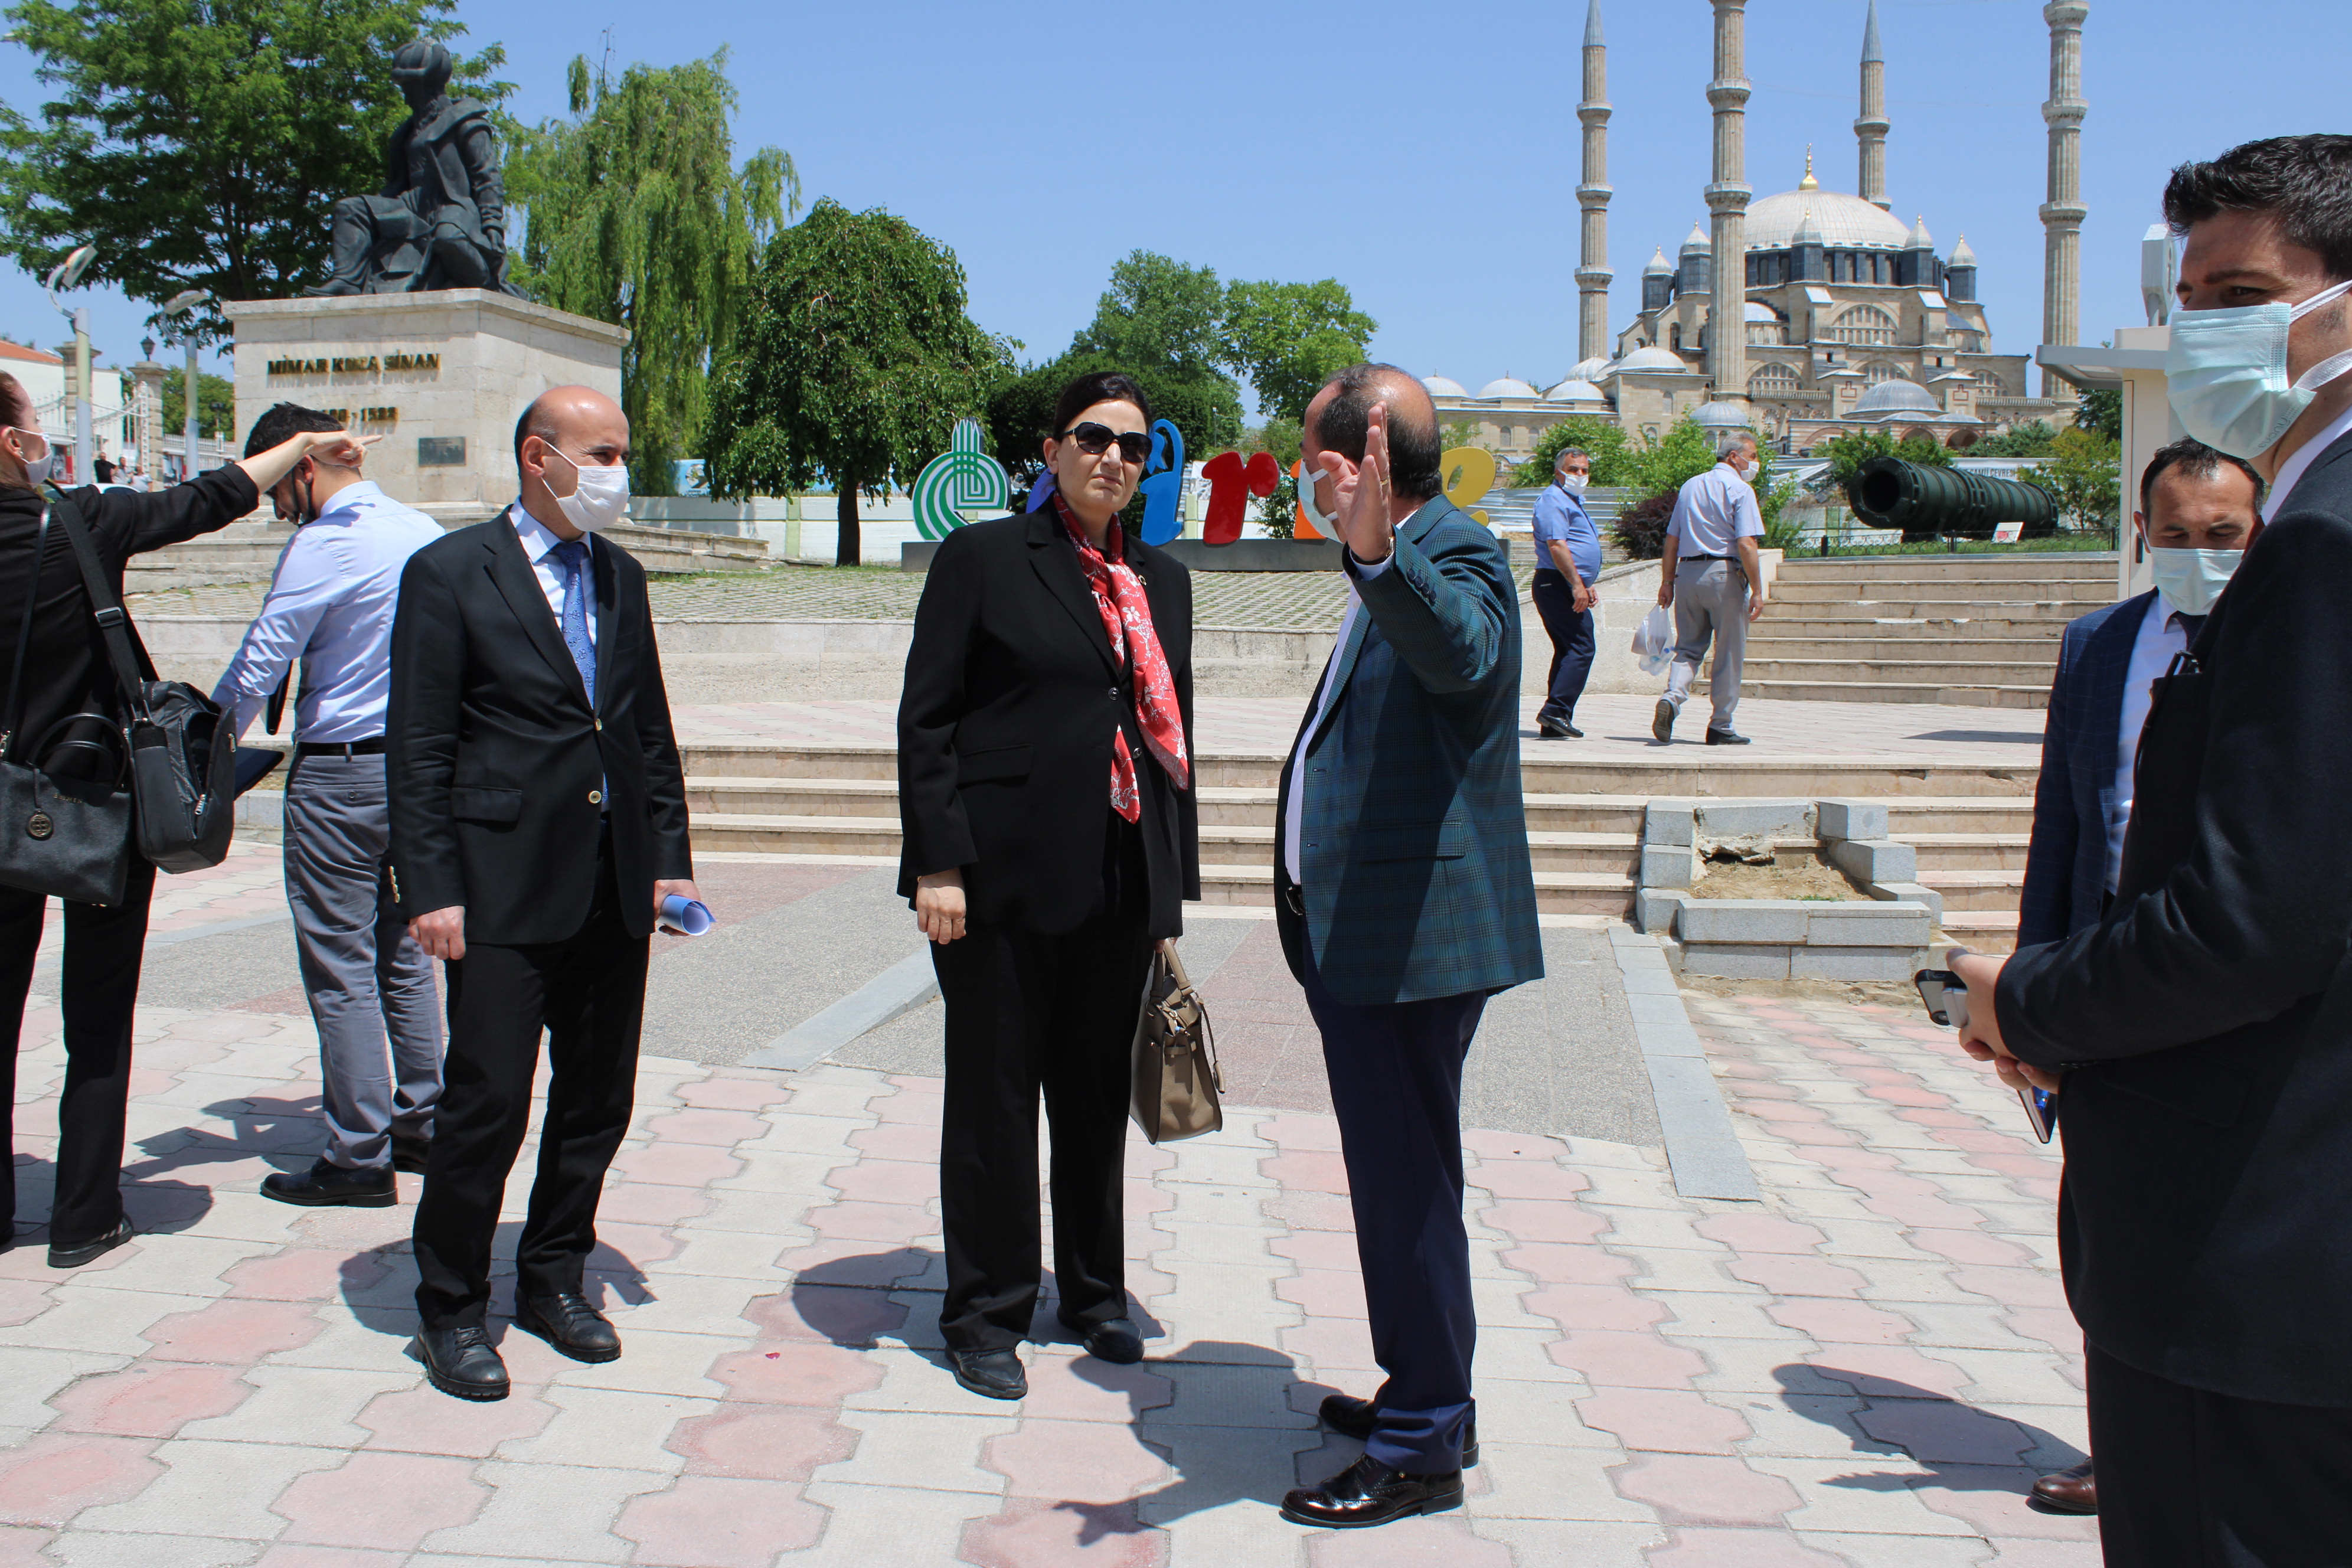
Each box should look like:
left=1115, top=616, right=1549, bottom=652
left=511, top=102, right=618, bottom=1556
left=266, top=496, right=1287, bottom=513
left=659, top=894, right=713, bottom=936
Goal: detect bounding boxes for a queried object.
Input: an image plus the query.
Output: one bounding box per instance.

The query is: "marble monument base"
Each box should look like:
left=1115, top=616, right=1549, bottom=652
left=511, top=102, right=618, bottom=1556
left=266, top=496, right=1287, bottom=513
left=223, top=289, right=627, bottom=527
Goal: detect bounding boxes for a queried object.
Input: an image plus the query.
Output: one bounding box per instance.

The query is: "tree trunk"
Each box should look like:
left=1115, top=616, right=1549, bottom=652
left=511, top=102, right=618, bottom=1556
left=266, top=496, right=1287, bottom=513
left=837, top=485, right=860, bottom=567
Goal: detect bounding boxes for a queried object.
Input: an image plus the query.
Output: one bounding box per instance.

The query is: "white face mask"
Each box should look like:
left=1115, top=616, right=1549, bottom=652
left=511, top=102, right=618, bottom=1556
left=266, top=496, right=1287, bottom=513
left=2145, top=544, right=2241, bottom=618
left=2166, top=277, right=2352, bottom=459
left=538, top=442, right=629, bottom=533
left=1299, top=464, right=1335, bottom=535
left=1559, top=472, right=1590, bottom=491
left=7, top=427, right=53, bottom=486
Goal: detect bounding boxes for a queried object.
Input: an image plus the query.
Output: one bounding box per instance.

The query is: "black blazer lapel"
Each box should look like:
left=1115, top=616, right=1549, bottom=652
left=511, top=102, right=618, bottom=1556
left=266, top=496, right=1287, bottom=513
left=1025, top=508, right=1118, bottom=678
left=591, top=534, right=622, bottom=714
left=482, top=511, right=593, bottom=712
left=2079, top=590, right=2151, bottom=796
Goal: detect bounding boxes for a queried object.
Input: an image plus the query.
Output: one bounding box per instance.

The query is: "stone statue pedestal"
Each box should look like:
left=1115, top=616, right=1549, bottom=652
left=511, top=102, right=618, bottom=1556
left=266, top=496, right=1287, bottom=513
left=223, top=289, right=627, bottom=525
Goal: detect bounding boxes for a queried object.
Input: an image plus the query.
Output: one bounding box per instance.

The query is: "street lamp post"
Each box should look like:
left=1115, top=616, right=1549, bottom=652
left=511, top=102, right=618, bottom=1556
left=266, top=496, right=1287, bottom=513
left=162, top=289, right=211, bottom=479
left=43, top=246, right=96, bottom=484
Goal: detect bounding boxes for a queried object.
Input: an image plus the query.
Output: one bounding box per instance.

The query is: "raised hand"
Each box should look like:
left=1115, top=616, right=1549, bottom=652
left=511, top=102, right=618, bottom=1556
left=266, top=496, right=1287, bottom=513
left=1329, top=401, right=1397, bottom=566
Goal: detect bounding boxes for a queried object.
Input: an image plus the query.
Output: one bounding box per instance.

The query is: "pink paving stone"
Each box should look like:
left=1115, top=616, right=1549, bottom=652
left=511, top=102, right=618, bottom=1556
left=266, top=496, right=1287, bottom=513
left=1282, top=1317, right=1381, bottom=1374
left=356, top=1385, right=557, bottom=1456
left=47, top=1363, right=252, bottom=1437
left=1772, top=1121, right=1863, bottom=1148
left=1644, top=1527, right=1851, bottom=1567
left=0, top=1434, right=162, bottom=1526
left=1464, top=1160, right=1590, bottom=1200
left=708, top=1340, right=887, bottom=1405
left=1501, top=1242, right=1638, bottom=1285
left=806, top=1200, right=937, bottom=1243
left=1815, top=1167, right=1941, bottom=1200
left=825, top=1158, right=943, bottom=1206
left=983, top=1419, right=1169, bottom=1501
left=613, top=1475, right=827, bottom=1568
left=1909, top=1464, right=2102, bottom=1541
left=1121, top=1142, right=1175, bottom=1179
left=0, top=1528, right=55, bottom=1568
left=597, top=1180, right=718, bottom=1227
left=1550, top=1330, right=1710, bottom=1389
left=2005, top=1307, right=2085, bottom=1352
left=675, top=1075, right=793, bottom=1110
left=0, top=1279, right=53, bottom=1328
left=1737, top=1100, right=1831, bottom=1125
left=1018, top=1356, right=1174, bottom=1423
left=1971, top=1152, right=2067, bottom=1180
left=1577, top=1388, right=1753, bottom=1454
left=272, top=1451, right=488, bottom=1549
left=1303, top=1514, right=1515, bottom=1567
left=1948, top=1266, right=2068, bottom=1308
left=772, top=1239, right=936, bottom=1288
left=848, top=1121, right=941, bottom=1161
left=1806, top=1346, right=1975, bottom=1399
left=1275, top=1269, right=1371, bottom=1319
left=222, top=1247, right=391, bottom=1302
left=1271, top=1230, right=1368, bottom=1272
left=1861, top=1194, right=1990, bottom=1229
left=960, top=1498, right=1167, bottom=1568
left=1723, top=1253, right=1867, bottom=1299
left=1693, top=1213, right=1827, bottom=1255
left=1262, top=1113, right=1344, bottom=1151
left=641, top=1107, right=773, bottom=1146
left=1858, top=1082, right=1954, bottom=1108
left=1262, top=1151, right=1351, bottom=1194
left=1522, top=1282, right=1670, bottom=1333
left=589, top=1219, right=682, bottom=1268
left=607, top=1141, right=744, bottom=1187
left=1899, top=1108, right=1990, bottom=1131
left=666, top=1406, right=856, bottom=1480
left=141, top=1297, right=324, bottom=1363
left=1769, top=1298, right=1920, bottom=1346
left=252, top=1549, right=409, bottom=1567
left=1611, top=1452, right=1802, bottom=1525
left=1265, top=1191, right=1357, bottom=1232
left=1855, top=1397, right=2034, bottom=1464
left=1909, top=1228, right=2037, bottom=1267
left=1478, top=1198, right=1608, bottom=1244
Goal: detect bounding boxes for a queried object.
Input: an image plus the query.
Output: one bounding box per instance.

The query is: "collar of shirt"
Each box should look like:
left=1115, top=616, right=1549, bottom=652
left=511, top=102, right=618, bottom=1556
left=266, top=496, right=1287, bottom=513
left=309, top=479, right=386, bottom=525
left=508, top=500, right=579, bottom=566
left=2263, top=399, right=2352, bottom=522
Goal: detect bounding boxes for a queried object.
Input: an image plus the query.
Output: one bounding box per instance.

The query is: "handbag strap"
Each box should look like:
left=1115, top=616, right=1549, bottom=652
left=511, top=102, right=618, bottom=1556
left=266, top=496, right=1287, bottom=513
left=45, top=489, right=156, bottom=724
left=1, top=505, right=54, bottom=760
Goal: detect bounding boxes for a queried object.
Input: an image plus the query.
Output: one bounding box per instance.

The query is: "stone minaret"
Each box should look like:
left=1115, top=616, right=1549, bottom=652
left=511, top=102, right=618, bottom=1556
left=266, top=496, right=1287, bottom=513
left=2040, top=2, right=2089, bottom=397
left=1856, top=0, right=1890, bottom=210
left=1576, top=1, right=1613, bottom=365
left=1706, top=0, right=1751, bottom=406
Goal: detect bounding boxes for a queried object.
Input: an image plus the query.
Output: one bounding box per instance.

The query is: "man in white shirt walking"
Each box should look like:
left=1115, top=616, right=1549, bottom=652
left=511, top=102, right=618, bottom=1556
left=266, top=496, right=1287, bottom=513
left=214, top=403, right=447, bottom=1208
left=1653, top=433, right=1769, bottom=744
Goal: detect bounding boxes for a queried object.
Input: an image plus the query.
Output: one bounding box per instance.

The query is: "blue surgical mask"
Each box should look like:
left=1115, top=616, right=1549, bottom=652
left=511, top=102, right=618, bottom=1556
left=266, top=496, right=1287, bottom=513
left=2166, top=278, right=2352, bottom=459
left=2146, top=546, right=2240, bottom=618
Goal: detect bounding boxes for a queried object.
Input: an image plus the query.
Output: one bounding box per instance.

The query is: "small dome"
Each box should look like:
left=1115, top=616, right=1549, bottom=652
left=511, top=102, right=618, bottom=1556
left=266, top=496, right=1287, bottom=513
left=1853, top=378, right=1941, bottom=417
left=1572, top=355, right=1613, bottom=381
left=1744, top=302, right=1779, bottom=322
left=1690, top=401, right=1753, bottom=433
left=1681, top=221, right=1712, bottom=255
left=1907, top=214, right=1935, bottom=249
left=1642, top=247, right=1673, bottom=277
left=1544, top=378, right=1606, bottom=404
left=1478, top=377, right=1538, bottom=399
left=1422, top=375, right=1468, bottom=397
left=1948, top=233, right=1978, bottom=268
left=1616, top=344, right=1690, bottom=372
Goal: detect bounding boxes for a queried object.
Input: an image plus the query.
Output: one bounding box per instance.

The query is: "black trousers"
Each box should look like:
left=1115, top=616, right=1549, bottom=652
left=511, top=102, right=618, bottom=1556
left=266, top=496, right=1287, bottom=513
left=1301, top=947, right=1488, bottom=1473
left=0, top=858, right=156, bottom=1248
left=1530, top=569, right=1596, bottom=726
left=411, top=842, right=648, bottom=1329
left=2089, top=1341, right=2352, bottom=1566
left=932, top=814, right=1154, bottom=1353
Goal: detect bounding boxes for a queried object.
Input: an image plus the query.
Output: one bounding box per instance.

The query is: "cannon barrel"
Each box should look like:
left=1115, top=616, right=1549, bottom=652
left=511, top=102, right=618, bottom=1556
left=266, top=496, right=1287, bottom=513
left=1846, top=456, right=2059, bottom=541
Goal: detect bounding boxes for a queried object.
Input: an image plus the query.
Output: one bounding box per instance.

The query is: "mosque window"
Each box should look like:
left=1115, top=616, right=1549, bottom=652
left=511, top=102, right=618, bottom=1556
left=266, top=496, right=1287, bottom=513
left=1749, top=362, right=1802, bottom=397
left=1831, top=306, right=1899, bottom=347
left=1747, top=317, right=1789, bottom=347
left=1862, top=361, right=1906, bottom=385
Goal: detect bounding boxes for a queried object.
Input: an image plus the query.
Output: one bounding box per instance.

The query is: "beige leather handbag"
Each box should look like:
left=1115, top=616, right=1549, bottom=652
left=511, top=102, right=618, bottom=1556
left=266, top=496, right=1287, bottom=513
left=1130, top=943, right=1224, bottom=1144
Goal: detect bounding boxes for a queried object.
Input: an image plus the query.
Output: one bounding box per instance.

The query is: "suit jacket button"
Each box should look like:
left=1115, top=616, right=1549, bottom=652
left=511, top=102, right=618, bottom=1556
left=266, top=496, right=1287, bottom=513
left=1108, top=688, right=1118, bottom=701
left=588, top=789, right=603, bottom=805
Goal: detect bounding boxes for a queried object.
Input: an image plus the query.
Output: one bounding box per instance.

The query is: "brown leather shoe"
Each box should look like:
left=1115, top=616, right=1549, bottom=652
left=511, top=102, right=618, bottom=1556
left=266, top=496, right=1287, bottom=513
left=2031, top=1458, right=2096, bottom=1515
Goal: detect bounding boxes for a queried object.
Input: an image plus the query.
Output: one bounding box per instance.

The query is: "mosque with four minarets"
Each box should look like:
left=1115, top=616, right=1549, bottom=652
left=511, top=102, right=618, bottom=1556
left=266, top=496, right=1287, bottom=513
left=1427, top=0, right=2080, bottom=468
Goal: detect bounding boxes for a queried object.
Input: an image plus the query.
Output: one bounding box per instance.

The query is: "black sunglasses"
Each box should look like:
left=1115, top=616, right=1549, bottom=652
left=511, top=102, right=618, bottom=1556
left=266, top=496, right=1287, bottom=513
left=1057, top=422, right=1152, bottom=465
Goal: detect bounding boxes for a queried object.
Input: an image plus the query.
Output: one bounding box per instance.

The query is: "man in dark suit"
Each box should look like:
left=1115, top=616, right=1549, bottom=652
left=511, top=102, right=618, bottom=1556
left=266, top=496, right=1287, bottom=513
left=1954, top=136, right=2352, bottom=1563
left=2012, top=437, right=2258, bottom=1517
left=388, top=385, right=697, bottom=1401
left=1272, top=365, right=1543, bottom=1528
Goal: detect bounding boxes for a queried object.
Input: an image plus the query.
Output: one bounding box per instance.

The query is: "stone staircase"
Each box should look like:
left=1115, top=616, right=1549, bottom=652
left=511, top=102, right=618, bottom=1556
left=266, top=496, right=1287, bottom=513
left=1886, top=796, right=2034, bottom=953
left=1723, top=553, right=2119, bottom=708
left=128, top=517, right=769, bottom=593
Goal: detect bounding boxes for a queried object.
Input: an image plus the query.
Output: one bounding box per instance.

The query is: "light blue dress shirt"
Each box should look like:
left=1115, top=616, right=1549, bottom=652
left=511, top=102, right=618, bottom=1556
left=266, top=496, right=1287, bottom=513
left=213, top=481, right=445, bottom=744
left=1665, top=460, right=1765, bottom=558
left=1531, top=482, right=1602, bottom=582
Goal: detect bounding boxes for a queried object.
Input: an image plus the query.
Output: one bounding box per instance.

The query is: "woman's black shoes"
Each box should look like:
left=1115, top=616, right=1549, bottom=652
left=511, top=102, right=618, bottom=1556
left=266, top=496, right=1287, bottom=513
left=47, top=1218, right=133, bottom=1270
left=1280, top=1454, right=1464, bottom=1528
left=949, top=1348, right=1027, bottom=1400
left=416, top=1326, right=510, bottom=1401
left=1317, top=1394, right=1479, bottom=1468
left=1063, top=1313, right=1145, bottom=1366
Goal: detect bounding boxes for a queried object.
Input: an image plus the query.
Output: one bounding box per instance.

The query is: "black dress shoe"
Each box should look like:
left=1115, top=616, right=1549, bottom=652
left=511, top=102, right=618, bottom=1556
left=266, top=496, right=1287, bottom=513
left=391, top=1135, right=432, bottom=1175
left=1537, top=721, right=1585, bottom=740
left=261, top=1158, right=397, bottom=1208
left=512, top=1292, right=621, bottom=1363
left=1652, top=698, right=1677, bottom=742
left=47, top=1218, right=134, bottom=1270
left=1705, top=727, right=1752, bottom=746
left=949, top=1347, right=1027, bottom=1400
left=2031, top=1458, right=2097, bottom=1514
left=1317, top=1394, right=1479, bottom=1468
left=1280, top=1453, right=1464, bottom=1528
left=1061, top=1313, right=1144, bottom=1365
left=416, top=1325, right=510, bottom=1401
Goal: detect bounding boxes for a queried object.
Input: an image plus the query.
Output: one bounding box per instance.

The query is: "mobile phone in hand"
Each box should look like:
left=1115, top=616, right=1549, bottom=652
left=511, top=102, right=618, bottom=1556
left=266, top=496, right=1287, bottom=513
left=1915, top=966, right=2055, bottom=1145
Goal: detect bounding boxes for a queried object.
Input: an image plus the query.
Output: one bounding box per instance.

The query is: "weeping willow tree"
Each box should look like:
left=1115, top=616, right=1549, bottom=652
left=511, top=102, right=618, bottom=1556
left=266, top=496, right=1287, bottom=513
left=505, top=49, right=797, bottom=493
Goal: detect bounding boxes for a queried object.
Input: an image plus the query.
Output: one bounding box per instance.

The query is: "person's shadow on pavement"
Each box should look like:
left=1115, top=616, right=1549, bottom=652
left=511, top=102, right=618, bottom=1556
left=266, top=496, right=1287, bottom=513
left=1775, top=1363, right=2086, bottom=1500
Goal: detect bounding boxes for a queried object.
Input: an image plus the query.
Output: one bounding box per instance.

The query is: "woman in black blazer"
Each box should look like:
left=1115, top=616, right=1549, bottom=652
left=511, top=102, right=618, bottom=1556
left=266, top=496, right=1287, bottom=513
left=898, top=370, right=1198, bottom=1400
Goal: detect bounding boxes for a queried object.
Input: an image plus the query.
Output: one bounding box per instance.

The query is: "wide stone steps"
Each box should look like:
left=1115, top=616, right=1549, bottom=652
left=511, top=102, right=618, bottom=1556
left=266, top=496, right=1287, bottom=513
left=1884, top=799, right=2038, bottom=834
left=1916, top=868, right=2027, bottom=913
left=1775, top=553, right=2116, bottom=582
left=1897, top=832, right=2033, bottom=872
left=1740, top=657, right=2060, bottom=687
left=1727, top=679, right=2052, bottom=709
left=1744, top=637, right=2060, bottom=664
left=1761, top=616, right=2070, bottom=639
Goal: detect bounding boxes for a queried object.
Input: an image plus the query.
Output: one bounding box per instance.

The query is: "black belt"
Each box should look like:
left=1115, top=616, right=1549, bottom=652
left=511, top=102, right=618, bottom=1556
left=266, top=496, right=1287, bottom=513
left=1680, top=554, right=1732, bottom=563
left=295, top=737, right=386, bottom=758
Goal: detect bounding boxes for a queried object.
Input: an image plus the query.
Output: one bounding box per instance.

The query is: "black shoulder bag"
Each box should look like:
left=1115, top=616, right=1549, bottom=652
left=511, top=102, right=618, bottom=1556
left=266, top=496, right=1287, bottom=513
left=0, top=504, right=138, bottom=905
left=50, top=491, right=237, bottom=874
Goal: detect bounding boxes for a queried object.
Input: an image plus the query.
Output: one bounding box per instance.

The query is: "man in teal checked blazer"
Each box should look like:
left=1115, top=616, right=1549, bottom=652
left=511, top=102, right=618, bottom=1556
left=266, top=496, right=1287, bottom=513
left=1273, top=364, right=1543, bottom=1530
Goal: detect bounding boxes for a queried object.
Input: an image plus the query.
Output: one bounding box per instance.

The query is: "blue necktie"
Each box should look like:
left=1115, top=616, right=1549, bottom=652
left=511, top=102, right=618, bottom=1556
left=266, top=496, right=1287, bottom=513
left=552, top=539, right=596, bottom=705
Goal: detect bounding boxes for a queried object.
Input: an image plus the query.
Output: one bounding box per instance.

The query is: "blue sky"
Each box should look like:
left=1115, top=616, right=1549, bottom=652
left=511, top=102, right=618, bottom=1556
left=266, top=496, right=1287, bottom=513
left=0, top=0, right=2336, bottom=409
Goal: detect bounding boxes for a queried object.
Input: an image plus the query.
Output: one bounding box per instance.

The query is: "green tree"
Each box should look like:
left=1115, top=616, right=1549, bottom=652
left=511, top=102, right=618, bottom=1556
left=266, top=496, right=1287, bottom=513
left=506, top=50, right=795, bottom=495
left=161, top=366, right=234, bottom=440
left=2020, top=426, right=2122, bottom=530
left=1814, top=427, right=1955, bottom=491
left=1622, top=414, right=1724, bottom=499
left=1067, top=251, right=1243, bottom=450
left=703, top=198, right=1011, bottom=566
left=986, top=350, right=1242, bottom=492
left=0, top=0, right=507, bottom=341
left=1968, top=419, right=2060, bottom=459
left=1510, top=417, right=1635, bottom=487
left=2075, top=387, right=2123, bottom=440
left=1221, top=278, right=1376, bottom=422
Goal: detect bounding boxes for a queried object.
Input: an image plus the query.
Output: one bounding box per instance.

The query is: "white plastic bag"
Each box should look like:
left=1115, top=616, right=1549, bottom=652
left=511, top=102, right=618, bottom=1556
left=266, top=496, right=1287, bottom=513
left=1631, top=604, right=1674, bottom=676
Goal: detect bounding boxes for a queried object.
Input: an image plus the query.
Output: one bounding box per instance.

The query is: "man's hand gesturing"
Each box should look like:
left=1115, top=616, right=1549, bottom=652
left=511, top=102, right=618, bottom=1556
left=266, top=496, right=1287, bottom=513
left=1324, top=401, right=1399, bottom=567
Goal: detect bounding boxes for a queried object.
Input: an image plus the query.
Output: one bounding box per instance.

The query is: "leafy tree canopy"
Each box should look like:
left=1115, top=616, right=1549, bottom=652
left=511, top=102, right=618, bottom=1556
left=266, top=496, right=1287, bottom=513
left=986, top=349, right=1242, bottom=489
left=703, top=197, right=1011, bottom=565
left=1221, top=278, right=1377, bottom=422
left=1510, top=417, right=1636, bottom=487
left=1813, top=427, right=1955, bottom=491
left=1967, top=419, right=2060, bottom=459
left=507, top=48, right=796, bottom=494
left=161, top=366, right=234, bottom=440
left=2075, top=387, right=2123, bottom=441
left=2020, top=426, right=2122, bottom=529
left=0, top=0, right=507, bottom=342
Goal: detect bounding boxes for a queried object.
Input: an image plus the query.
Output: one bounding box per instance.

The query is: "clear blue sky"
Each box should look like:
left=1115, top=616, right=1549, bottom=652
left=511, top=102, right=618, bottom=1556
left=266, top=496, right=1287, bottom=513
left=0, top=0, right=2337, bottom=410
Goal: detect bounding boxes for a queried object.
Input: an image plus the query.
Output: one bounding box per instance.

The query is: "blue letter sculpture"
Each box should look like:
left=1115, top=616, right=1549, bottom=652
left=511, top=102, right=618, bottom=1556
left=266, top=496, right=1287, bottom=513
left=1135, top=419, right=1187, bottom=547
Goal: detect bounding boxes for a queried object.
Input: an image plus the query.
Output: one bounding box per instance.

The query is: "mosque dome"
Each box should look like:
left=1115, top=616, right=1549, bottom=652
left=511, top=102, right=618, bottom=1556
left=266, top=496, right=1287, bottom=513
left=1745, top=302, right=1779, bottom=322
left=1572, top=355, right=1613, bottom=381
left=1680, top=221, right=1712, bottom=255
left=1642, top=247, right=1673, bottom=277
left=1478, top=377, right=1538, bottom=399
left=1544, top=378, right=1606, bottom=404
left=1851, top=378, right=1941, bottom=419
left=1948, top=233, right=1979, bottom=267
left=1745, top=187, right=1912, bottom=251
left=1422, top=375, right=1468, bottom=397
left=1616, top=344, right=1690, bottom=373
left=1690, top=401, right=1753, bottom=433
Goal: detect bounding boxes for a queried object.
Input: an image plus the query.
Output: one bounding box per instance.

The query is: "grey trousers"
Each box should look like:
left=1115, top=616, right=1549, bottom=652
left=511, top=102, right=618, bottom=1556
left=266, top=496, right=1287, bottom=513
left=283, top=753, right=444, bottom=1168
left=1661, top=557, right=1752, bottom=731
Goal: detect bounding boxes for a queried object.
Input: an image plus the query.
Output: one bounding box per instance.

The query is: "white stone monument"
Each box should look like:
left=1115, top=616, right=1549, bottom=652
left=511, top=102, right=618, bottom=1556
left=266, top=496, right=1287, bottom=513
left=223, top=289, right=626, bottom=527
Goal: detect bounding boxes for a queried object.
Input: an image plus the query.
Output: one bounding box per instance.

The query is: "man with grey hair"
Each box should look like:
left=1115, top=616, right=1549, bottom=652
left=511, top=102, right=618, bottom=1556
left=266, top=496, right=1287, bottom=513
left=1530, top=446, right=1602, bottom=737
left=1652, top=433, right=1768, bottom=744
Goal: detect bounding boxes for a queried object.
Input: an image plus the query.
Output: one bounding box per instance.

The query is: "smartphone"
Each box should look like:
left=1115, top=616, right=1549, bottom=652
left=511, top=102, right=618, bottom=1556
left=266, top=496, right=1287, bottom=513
left=1915, top=967, right=2056, bottom=1145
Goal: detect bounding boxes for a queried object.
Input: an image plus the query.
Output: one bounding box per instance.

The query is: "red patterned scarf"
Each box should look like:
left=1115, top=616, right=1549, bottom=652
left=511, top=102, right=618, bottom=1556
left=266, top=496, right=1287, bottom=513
left=1053, top=494, right=1191, bottom=821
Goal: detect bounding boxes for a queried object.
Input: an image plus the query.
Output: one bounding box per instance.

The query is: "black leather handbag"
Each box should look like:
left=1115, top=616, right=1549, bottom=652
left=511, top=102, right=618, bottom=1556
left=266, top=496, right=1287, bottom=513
left=0, top=505, right=136, bottom=906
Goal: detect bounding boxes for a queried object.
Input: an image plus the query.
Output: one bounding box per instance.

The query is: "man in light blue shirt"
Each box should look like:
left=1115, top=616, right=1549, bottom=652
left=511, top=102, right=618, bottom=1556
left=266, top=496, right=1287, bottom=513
left=1653, top=433, right=1769, bottom=744
left=214, top=403, right=447, bottom=1208
left=1529, top=447, right=1604, bottom=737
